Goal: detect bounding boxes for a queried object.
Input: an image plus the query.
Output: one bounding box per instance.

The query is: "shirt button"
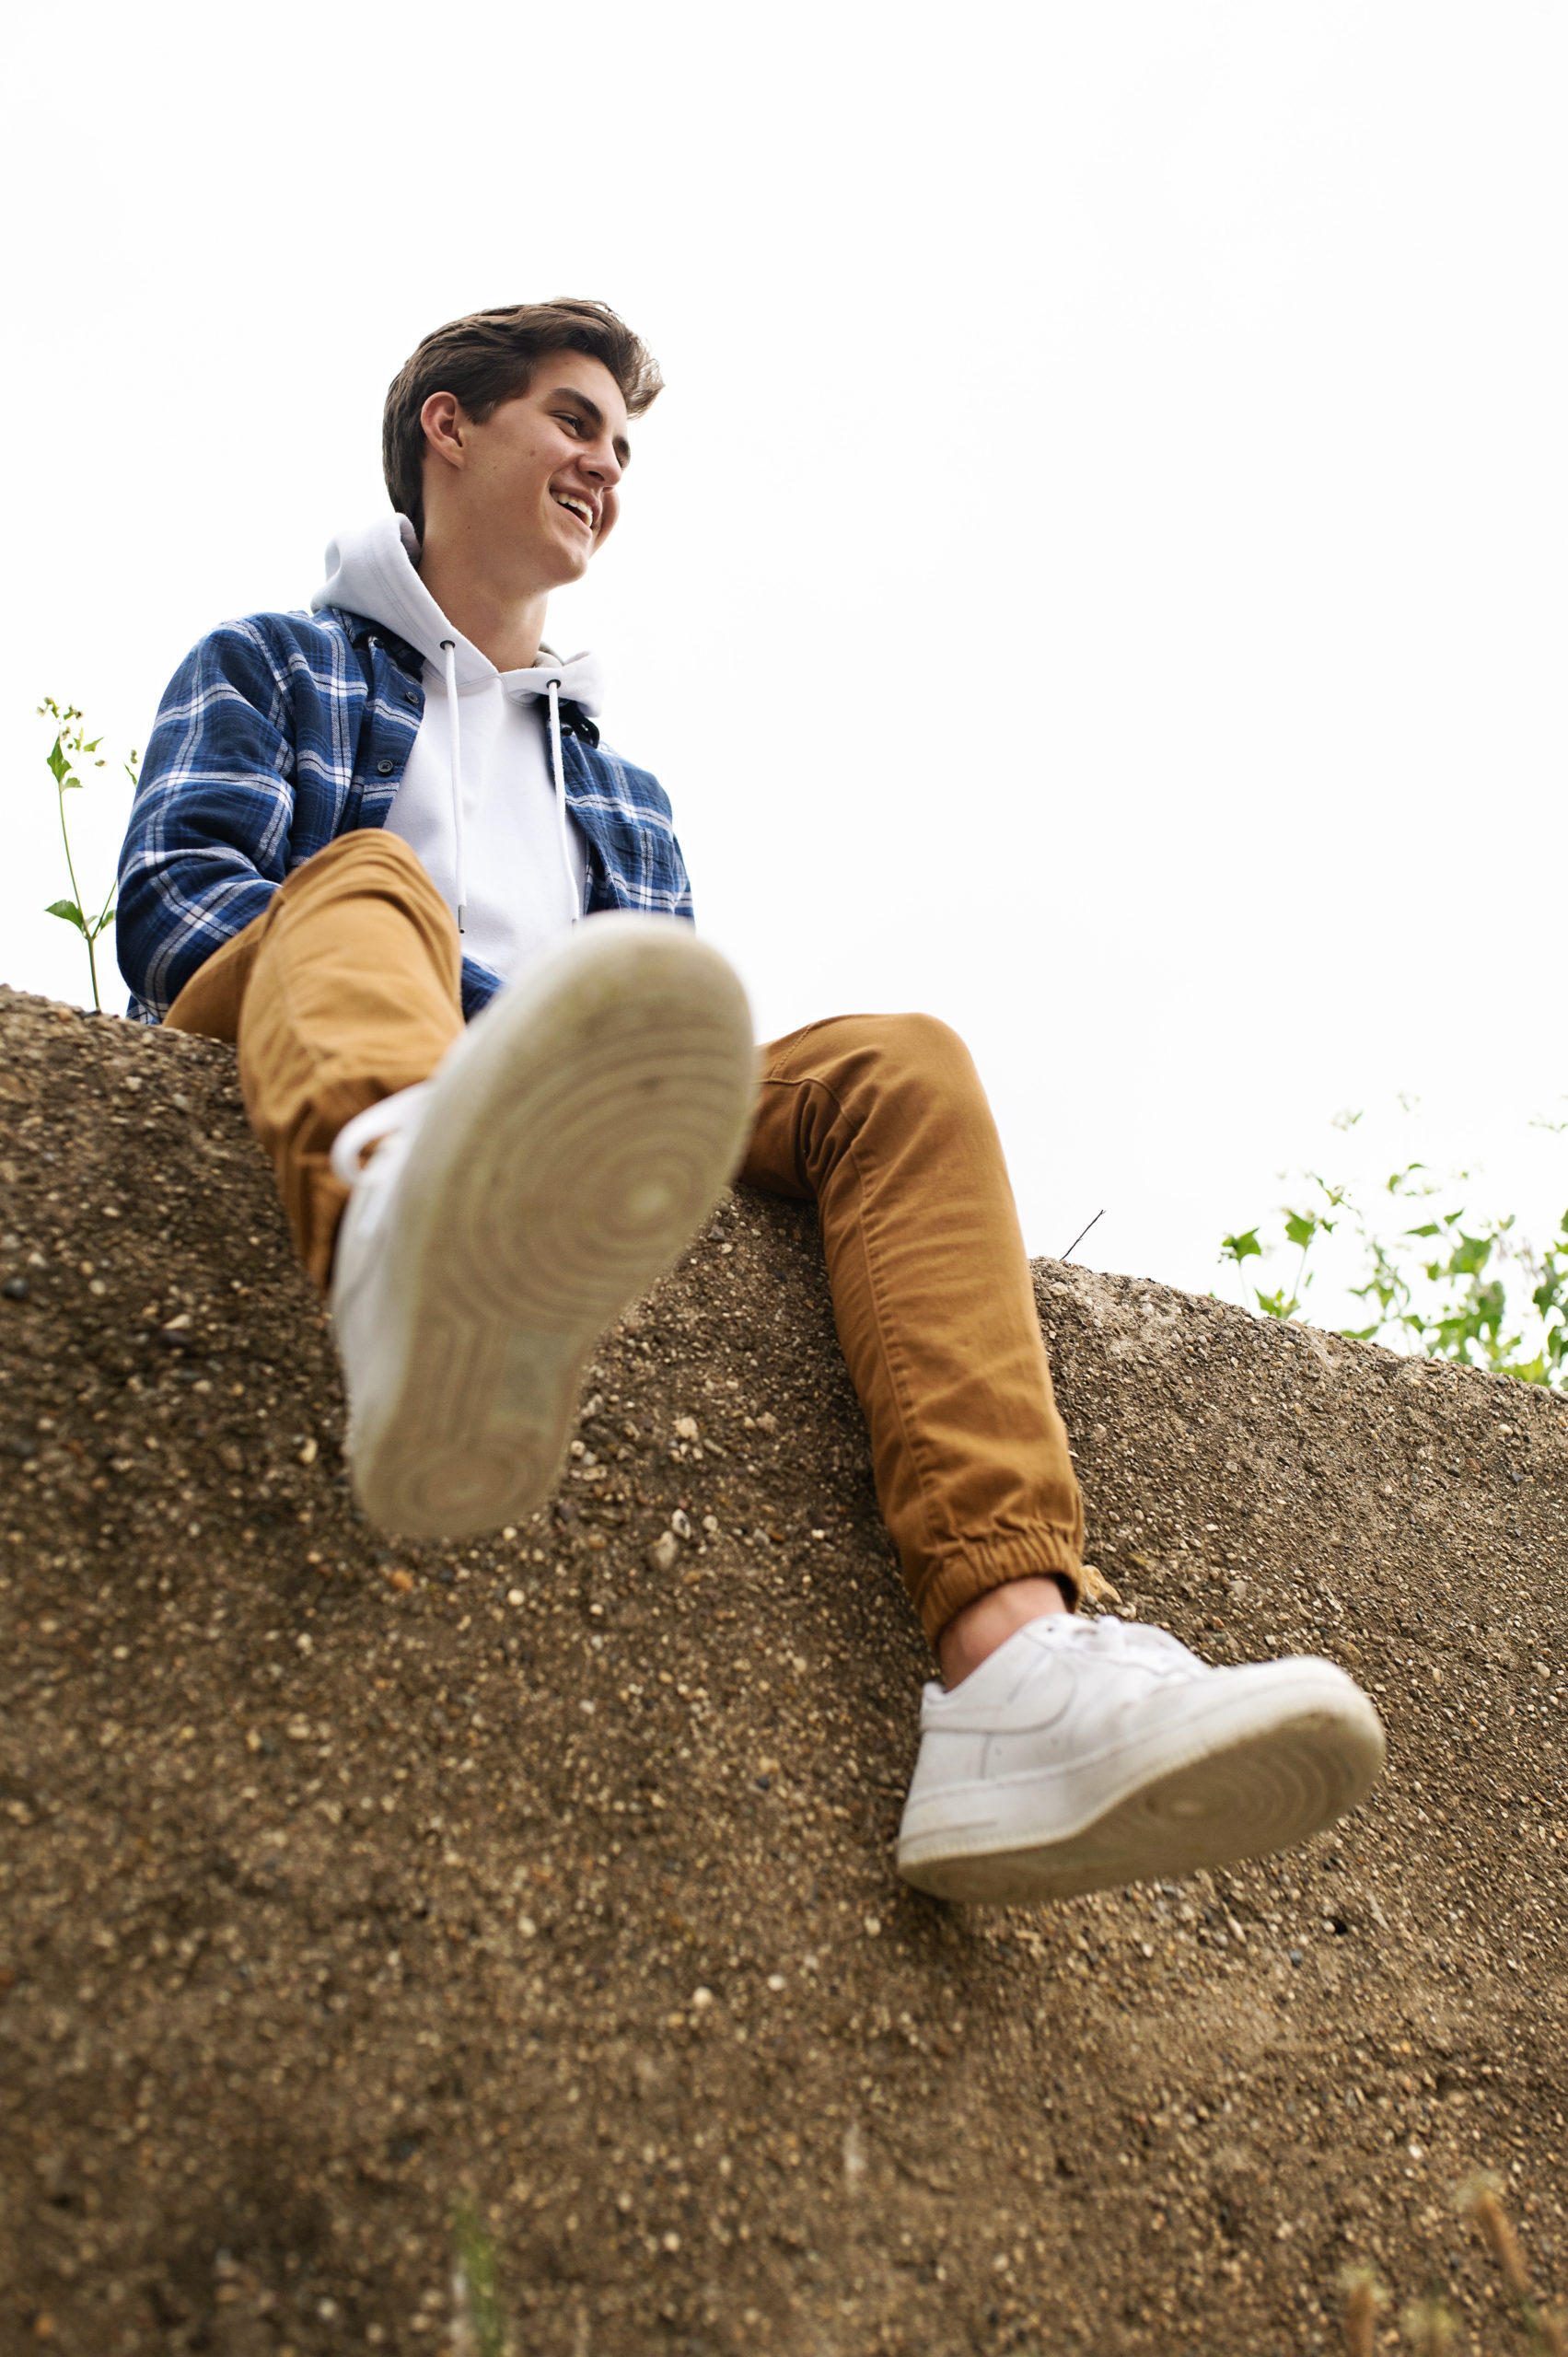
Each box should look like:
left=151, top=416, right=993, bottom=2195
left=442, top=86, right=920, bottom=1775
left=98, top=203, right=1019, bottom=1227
left=377, top=760, right=395, bottom=775
left=403, top=690, right=419, bottom=706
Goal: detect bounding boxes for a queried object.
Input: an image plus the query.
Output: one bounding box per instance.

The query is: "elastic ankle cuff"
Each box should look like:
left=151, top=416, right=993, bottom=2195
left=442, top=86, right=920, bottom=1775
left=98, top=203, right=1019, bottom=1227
left=916, top=1537, right=1089, bottom=1649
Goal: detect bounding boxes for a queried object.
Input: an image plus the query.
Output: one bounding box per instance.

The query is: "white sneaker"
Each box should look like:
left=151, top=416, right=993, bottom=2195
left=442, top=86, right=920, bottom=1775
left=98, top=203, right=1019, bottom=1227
left=895, top=1614, right=1385, bottom=1904
left=329, top=914, right=755, bottom=1538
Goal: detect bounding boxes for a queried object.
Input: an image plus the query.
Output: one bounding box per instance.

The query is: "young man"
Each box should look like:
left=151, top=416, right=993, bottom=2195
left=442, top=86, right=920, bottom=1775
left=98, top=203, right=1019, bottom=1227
left=118, top=300, right=1385, bottom=1904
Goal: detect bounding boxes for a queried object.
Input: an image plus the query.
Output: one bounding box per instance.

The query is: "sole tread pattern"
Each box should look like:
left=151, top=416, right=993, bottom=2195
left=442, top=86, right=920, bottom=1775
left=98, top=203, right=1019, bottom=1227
left=900, top=1705, right=1385, bottom=1905
left=349, top=923, right=754, bottom=1537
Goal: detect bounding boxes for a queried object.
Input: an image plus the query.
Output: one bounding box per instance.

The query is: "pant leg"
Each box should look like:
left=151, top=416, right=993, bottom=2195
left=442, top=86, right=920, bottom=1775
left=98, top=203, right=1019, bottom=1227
left=738, top=1012, right=1086, bottom=1646
left=165, top=830, right=463, bottom=1291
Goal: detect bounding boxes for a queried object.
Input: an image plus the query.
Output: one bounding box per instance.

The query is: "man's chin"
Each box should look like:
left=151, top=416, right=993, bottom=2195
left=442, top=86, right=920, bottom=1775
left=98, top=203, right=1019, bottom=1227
left=519, top=547, right=590, bottom=596
left=550, top=534, right=594, bottom=582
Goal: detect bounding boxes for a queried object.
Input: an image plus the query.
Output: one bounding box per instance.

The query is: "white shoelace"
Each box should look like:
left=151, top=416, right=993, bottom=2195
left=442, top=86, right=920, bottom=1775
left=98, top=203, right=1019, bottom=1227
left=1028, top=1614, right=1202, bottom=1679
left=329, top=1082, right=434, bottom=1189
left=1082, top=1617, right=1203, bottom=1674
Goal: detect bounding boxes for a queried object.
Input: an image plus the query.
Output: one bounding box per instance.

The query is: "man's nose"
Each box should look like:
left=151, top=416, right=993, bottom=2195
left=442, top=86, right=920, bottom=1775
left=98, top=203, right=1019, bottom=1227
left=583, top=437, right=623, bottom=485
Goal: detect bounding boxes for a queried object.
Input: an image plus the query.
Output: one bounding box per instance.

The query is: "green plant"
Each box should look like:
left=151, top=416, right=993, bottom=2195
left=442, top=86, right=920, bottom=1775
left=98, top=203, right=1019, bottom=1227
left=450, top=2196, right=510, bottom=2357
left=1224, top=1188, right=1349, bottom=1324
left=38, top=697, right=137, bottom=1012
left=1399, top=2295, right=1458, bottom=2352
left=1221, top=1123, right=1568, bottom=1391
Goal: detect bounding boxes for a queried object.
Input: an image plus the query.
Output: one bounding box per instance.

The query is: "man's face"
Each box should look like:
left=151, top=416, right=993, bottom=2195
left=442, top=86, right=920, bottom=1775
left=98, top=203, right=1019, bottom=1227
left=443, top=353, right=631, bottom=591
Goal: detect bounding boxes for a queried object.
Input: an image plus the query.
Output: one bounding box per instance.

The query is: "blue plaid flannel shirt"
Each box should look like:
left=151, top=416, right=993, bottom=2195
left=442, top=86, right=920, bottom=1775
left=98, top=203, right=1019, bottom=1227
left=117, top=604, right=694, bottom=1023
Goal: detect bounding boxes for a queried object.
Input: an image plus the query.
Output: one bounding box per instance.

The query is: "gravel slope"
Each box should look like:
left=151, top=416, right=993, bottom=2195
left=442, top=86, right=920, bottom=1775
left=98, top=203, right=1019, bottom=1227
left=3, top=984, right=1566, bottom=2356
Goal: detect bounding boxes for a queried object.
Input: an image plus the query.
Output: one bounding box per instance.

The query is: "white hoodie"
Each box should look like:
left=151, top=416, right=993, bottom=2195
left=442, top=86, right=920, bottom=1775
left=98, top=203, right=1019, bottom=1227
left=312, top=512, right=598, bottom=985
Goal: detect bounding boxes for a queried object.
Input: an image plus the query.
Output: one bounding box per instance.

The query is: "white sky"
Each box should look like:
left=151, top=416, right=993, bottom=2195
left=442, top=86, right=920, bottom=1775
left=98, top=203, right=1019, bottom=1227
left=3, top=1, right=1563, bottom=1326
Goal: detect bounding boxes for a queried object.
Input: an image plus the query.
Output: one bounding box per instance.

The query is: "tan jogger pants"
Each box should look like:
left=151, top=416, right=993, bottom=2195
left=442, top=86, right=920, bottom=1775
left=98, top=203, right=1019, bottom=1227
left=167, top=831, right=1086, bottom=1641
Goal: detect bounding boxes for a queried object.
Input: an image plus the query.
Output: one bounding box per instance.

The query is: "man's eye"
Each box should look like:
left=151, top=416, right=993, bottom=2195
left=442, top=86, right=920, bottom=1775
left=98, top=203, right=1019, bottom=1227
left=556, top=412, right=587, bottom=435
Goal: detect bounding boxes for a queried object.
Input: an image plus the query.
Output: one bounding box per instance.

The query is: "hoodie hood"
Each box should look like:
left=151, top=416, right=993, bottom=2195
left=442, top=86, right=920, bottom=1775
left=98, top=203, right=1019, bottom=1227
left=310, top=512, right=603, bottom=713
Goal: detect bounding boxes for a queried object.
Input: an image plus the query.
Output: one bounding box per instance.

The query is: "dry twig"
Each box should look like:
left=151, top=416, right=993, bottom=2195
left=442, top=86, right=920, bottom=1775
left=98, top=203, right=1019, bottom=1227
left=1458, top=2171, right=1566, bottom=2357
left=1340, top=2263, right=1384, bottom=2357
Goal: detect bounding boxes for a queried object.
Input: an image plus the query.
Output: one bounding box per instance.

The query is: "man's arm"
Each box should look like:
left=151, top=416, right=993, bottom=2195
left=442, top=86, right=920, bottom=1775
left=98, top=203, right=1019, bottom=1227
left=121, top=612, right=507, bottom=1028
left=117, top=620, right=305, bottom=1021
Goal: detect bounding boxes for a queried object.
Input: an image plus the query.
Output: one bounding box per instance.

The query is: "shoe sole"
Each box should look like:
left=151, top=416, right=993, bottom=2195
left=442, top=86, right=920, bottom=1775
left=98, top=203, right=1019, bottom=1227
left=347, top=917, right=755, bottom=1538
left=896, top=1663, right=1385, bottom=1904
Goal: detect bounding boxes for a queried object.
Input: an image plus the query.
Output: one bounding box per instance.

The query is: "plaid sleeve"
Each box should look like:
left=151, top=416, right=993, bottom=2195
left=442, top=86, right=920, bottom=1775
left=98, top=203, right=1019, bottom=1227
left=459, top=951, right=504, bottom=1020
left=570, top=740, right=695, bottom=922
left=116, top=621, right=305, bottom=1021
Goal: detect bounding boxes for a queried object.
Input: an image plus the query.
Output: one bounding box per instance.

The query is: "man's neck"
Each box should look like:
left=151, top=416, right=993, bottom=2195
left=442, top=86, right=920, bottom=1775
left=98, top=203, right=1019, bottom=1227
left=416, top=537, right=550, bottom=672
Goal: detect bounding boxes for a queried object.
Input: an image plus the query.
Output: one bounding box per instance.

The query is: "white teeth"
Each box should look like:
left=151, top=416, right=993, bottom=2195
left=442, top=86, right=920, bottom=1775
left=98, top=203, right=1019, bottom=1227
left=554, top=493, right=593, bottom=529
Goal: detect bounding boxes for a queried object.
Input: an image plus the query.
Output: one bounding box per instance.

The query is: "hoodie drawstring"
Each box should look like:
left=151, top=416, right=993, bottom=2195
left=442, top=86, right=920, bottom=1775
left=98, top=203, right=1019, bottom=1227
left=440, top=638, right=466, bottom=934
left=545, top=676, right=580, bottom=927
left=439, top=640, right=580, bottom=942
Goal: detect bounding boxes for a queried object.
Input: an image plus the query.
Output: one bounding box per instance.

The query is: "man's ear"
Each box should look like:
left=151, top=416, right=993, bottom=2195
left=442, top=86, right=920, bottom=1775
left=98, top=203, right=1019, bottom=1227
left=420, top=390, right=469, bottom=473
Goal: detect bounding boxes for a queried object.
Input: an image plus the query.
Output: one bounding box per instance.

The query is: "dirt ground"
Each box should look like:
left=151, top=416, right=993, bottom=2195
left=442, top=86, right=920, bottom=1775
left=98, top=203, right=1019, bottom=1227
left=2, top=981, right=1566, bottom=2357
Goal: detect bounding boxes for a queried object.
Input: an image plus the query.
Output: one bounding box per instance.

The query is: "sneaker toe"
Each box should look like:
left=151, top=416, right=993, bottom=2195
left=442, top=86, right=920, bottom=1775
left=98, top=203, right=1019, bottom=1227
left=898, top=1655, right=1385, bottom=1905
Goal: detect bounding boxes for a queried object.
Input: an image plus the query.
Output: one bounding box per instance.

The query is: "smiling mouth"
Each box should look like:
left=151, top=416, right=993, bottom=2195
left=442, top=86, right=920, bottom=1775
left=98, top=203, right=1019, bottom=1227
left=552, top=492, right=596, bottom=534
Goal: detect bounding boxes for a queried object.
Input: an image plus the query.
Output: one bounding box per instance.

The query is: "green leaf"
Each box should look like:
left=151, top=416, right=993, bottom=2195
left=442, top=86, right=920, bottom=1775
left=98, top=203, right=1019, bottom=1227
left=1220, top=1229, right=1263, bottom=1267
left=451, top=2198, right=507, bottom=2357
left=1284, top=1209, right=1319, bottom=1251
left=1449, top=1232, right=1493, bottom=1279
left=45, top=738, right=70, bottom=784
left=1255, top=1285, right=1299, bottom=1321
left=45, top=899, right=85, bottom=930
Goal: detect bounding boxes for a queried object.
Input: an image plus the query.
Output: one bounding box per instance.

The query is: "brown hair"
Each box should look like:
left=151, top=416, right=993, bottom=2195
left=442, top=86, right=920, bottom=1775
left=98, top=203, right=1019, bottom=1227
left=382, top=299, right=664, bottom=539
